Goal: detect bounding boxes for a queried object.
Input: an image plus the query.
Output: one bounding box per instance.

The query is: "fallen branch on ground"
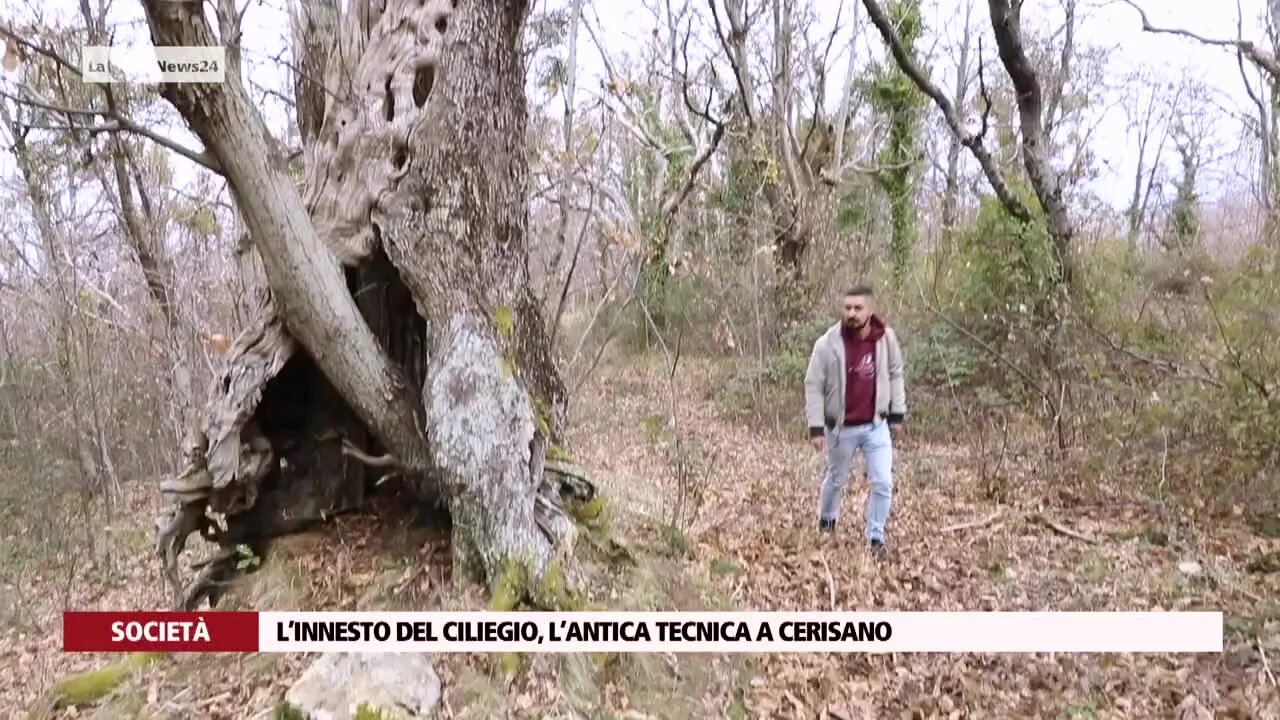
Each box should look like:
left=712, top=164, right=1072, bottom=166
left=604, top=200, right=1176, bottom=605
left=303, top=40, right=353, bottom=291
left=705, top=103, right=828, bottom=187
left=942, top=508, right=1004, bottom=533
left=1029, top=512, right=1098, bottom=544
left=1260, top=641, right=1278, bottom=688
left=940, top=507, right=1101, bottom=544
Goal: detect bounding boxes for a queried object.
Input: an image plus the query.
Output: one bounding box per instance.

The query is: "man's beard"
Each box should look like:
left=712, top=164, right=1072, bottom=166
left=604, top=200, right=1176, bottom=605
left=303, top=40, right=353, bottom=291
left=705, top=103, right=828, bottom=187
left=844, top=316, right=866, bottom=331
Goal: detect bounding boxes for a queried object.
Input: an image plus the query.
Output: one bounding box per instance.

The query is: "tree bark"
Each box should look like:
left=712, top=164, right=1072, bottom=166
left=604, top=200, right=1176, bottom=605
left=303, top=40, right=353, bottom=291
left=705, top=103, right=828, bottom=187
left=288, top=0, right=340, bottom=148
left=371, top=0, right=579, bottom=583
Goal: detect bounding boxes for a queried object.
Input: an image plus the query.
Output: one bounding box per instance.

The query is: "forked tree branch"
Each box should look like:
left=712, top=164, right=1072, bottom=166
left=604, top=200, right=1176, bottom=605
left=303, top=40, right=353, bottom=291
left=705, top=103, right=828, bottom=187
left=707, top=0, right=756, bottom=128
left=660, top=56, right=727, bottom=219
left=860, top=0, right=1032, bottom=222
left=986, top=0, right=1076, bottom=285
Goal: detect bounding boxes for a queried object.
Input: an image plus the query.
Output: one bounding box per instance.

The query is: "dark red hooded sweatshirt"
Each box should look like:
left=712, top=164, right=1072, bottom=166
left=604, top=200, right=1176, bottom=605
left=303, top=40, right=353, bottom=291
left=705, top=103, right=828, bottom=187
left=841, top=314, right=886, bottom=426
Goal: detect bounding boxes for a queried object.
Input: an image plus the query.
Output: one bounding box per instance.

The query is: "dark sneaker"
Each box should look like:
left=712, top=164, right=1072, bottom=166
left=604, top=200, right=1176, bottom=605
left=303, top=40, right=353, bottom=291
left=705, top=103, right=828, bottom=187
left=819, top=518, right=836, bottom=533
left=869, top=539, right=888, bottom=561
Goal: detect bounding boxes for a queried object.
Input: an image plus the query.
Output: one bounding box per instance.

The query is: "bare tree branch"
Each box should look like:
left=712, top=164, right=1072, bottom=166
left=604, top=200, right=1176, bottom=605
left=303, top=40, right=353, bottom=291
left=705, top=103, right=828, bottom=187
left=861, top=0, right=1032, bottom=222
left=707, top=0, right=756, bottom=127
left=1041, top=0, right=1076, bottom=142
left=549, top=188, right=596, bottom=350
left=661, top=121, right=726, bottom=218
left=823, top=0, right=863, bottom=184
left=0, top=24, right=81, bottom=77
left=0, top=89, right=222, bottom=173
left=581, top=16, right=672, bottom=153
left=802, top=0, right=844, bottom=160
left=1120, top=0, right=1280, bottom=80
left=659, top=37, right=729, bottom=219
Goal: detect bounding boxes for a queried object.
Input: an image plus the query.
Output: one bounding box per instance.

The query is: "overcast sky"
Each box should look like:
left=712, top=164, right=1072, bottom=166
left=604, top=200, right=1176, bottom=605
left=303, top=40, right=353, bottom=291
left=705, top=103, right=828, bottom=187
left=1, top=0, right=1273, bottom=215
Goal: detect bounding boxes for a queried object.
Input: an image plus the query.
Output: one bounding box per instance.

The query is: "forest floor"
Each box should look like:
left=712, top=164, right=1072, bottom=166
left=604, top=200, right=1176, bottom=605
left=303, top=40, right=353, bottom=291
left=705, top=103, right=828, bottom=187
left=3, top=354, right=1279, bottom=719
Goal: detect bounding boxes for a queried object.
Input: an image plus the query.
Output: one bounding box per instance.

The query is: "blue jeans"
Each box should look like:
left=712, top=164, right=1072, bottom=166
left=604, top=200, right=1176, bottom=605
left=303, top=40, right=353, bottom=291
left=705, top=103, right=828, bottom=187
left=817, top=419, right=894, bottom=542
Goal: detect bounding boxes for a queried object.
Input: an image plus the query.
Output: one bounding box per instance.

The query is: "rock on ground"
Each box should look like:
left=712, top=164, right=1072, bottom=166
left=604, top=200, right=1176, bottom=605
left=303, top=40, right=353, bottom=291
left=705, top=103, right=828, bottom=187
left=284, top=653, right=441, bottom=719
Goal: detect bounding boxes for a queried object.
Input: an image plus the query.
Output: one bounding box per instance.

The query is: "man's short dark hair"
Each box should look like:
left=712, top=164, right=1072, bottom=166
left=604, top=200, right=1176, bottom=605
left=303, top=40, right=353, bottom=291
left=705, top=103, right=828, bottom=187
left=845, top=284, right=874, bottom=298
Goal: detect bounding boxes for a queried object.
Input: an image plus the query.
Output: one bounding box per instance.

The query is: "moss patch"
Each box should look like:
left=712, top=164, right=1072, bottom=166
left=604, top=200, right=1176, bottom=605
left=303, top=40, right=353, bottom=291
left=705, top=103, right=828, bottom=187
left=434, top=443, right=758, bottom=716
left=537, top=560, right=585, bottom=610
left=46, top=652, right=168, bottom=709
left=546, top=442, right=572, bottom=462
left=439, top=510, right=754, bottom=717
left=272, top=701, right=306, bottom=720
left=353, top=702, right=395, bottom=720
left=223, top=532, right=319, bottom=611
left=487, top=557, right=528, bottom=611
left=710, top=558, right=744, bottom=577
left=492, top=306, right=515, bottom=337
left=487, top=556, right=583, bottom=612
left=496, top=652, right=522, bottom=677
left=532, top=395, right=553, bottom=437
left=567, top=495, right=607, bottom=524
left=443, top=663, right=506, bottom=720
left=567, top=496, right=616, bottom=560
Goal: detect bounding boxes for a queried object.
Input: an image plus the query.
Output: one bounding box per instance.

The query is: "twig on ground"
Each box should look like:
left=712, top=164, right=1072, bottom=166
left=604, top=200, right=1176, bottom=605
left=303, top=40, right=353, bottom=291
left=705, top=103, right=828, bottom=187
left=162, top=686, right=194, bottom=712
left=784, top=691, right=807, bottom=715
left=197, top=691, right=232, bottom=709
left=942, top=508, right=1004, bottom=533
left=1238, top=586, right=1264, bottom=604
left=1260, top=642, right=1278, bottom=688
left=1030, top=512, right=1098, bottom=544
left=818, top=551, right=836, bottom=610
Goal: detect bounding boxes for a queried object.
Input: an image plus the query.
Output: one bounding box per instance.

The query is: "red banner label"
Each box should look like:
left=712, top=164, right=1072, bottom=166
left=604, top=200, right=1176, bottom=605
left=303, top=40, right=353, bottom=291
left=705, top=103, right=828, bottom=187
left=63, top=611, right=259, bottom=652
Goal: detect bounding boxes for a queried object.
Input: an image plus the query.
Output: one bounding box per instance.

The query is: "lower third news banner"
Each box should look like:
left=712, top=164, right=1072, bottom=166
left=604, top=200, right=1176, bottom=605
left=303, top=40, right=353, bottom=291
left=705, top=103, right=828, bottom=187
left=63, top=611, right=1222, bottom=654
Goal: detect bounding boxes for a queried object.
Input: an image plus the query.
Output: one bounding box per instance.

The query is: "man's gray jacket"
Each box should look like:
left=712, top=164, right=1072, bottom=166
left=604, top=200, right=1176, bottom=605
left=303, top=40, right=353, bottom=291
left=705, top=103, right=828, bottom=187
left=803, top=317, right=906, bottom=436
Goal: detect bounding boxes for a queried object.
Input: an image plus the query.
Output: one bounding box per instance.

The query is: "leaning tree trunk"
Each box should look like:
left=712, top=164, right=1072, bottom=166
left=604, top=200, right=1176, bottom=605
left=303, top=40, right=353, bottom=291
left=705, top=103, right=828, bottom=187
left=142, top=0, right=589, bottom=610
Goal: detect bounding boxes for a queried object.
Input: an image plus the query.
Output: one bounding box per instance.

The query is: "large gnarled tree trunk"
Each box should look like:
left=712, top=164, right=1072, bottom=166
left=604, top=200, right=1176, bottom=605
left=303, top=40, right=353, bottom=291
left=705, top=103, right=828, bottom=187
left=143, top=0, right=588, bottom=610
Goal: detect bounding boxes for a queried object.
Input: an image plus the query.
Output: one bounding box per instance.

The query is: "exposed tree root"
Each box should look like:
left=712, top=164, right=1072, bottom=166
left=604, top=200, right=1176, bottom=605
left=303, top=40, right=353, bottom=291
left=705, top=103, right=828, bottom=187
left=340, top=439, right=398, bottom=469
left=180, top=547, right=241, bottom=611
left=153, top=312, right=598, bottom=608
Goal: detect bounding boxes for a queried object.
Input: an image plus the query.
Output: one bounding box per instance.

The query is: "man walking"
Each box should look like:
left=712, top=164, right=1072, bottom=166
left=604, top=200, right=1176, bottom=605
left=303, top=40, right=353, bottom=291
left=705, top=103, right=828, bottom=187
left=803, top=285, right=906, bottom=558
